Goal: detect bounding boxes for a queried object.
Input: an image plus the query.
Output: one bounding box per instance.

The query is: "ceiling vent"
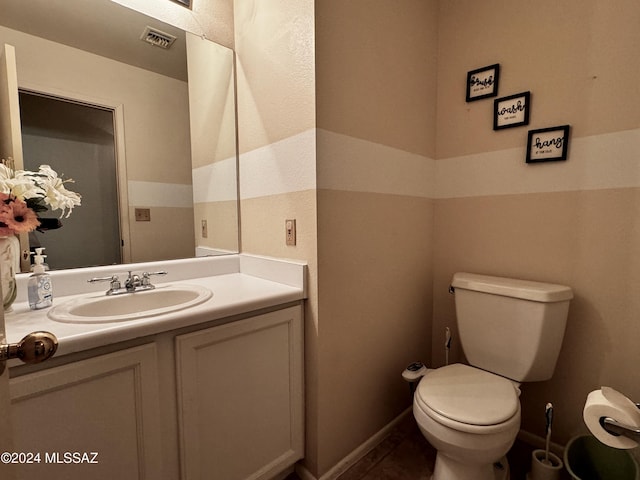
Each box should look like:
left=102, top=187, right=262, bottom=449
left=140, top=26, right=177, bottom=49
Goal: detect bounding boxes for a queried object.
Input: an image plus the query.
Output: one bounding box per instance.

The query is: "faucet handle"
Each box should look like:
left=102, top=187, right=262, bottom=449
left=88, top=275, right=122, bottom=292
left=141, top=271, right=168, bottom=286
left=143, top=271, right=168, bottom=277
left=88, top=274, right=120, bottom=285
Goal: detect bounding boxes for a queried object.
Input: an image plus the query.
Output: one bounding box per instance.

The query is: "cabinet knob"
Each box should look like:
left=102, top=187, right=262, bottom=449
left=0, top=331, right=58, bottom=373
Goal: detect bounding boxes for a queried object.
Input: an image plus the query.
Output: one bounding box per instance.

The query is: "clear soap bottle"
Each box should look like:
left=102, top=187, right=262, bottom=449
left=28, top=249, right=53, bottom=310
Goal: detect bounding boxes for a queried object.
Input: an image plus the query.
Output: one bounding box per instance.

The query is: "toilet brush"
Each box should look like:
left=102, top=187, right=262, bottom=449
left=444, top=327, right=451, bottom=366
left=544, top=403, right=553, bottom=464
left=528, top=403, right=563, bottom=480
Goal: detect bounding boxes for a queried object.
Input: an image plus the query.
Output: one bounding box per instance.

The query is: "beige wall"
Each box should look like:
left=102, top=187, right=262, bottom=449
left=315, top=0, right=438, bottom=475
left=434, top=0, right=640, bottom=445
left=233, top=0, right=320, bottom=472
left=433, top=189, right=640, bottom=443
left=316, top=1, right=438, bottom=159
left=236, top=0, right=640, bottom=477
left=235, top=0, right=436, bottom=476
left=316, top=190, right=433, bottom=473
left=436, top=0, right=639, bottom=159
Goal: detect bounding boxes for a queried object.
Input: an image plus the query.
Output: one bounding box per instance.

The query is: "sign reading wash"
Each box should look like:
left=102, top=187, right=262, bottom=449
left=494, top=91, right=530, bottom=130
left=526, top=125, right=570, bottom=163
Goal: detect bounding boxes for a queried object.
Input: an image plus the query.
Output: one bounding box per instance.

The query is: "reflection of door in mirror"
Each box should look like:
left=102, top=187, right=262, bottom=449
left=0, top=0, right=240, bottom=271
left=20, top=92, right=122, bottom=270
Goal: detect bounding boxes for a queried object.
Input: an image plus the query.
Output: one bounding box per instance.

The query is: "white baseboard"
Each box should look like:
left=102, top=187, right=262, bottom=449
left=293, top=414, right=557, bottom=480
left=295, top=407, right=413, bottom=480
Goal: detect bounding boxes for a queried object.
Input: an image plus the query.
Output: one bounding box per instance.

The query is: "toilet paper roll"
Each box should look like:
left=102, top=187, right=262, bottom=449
left=583, top=389, right=640, bottom=449
left=602, top=386, right=638, bottom=412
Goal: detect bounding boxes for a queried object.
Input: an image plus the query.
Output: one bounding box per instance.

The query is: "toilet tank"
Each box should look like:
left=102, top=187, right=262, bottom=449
left=451, top=272, right=573, bottom=382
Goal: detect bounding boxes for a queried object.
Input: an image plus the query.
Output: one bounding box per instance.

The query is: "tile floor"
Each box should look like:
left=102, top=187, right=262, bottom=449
left=286, top=414, right=570, bottom=480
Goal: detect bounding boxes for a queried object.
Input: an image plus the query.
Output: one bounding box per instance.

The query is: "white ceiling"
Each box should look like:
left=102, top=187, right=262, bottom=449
left=0, top=0, right=187, bottom=80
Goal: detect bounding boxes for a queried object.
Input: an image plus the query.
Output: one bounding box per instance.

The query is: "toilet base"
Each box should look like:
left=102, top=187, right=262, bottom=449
left=430, top=453, right=510, bottom=480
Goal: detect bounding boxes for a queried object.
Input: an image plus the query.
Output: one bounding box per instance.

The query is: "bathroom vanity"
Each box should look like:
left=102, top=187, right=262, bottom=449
left=4, top=254, right=306, bottom=480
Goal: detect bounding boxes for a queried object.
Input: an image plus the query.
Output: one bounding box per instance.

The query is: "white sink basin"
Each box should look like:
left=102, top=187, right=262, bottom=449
left=48, top=284, right=213, bottom=323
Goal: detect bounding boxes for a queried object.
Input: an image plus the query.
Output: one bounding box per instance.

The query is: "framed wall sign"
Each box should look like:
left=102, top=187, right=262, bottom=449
left=493, top=91, right=530, bottom=130
left=526, top=125, right=570, bottom=163
left=466, top=64, right=500, bottom=102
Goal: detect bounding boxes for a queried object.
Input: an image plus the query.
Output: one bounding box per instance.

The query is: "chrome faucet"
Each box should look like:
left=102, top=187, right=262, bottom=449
left=88, top=270, right=168, bottom=295
left=124, top=271, right=141, bottom=292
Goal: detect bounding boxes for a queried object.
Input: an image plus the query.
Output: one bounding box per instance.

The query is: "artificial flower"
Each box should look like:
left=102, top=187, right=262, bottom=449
left=0, top=163, right=43, bottom=199
left=0, top=158, right=82, bottom=235
left=0, top=194, right=40, bottom=232
left=32, top=165, right=82, bottom=218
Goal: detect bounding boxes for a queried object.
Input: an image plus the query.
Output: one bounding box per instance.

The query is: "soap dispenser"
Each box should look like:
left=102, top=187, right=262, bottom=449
left=30, top=247, right=49, bottom=271
left=28, top=249, right=53, bottom=310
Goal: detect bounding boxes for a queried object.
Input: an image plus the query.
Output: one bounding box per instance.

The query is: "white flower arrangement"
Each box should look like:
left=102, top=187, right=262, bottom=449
left=0, top=158, right=81, bottom=235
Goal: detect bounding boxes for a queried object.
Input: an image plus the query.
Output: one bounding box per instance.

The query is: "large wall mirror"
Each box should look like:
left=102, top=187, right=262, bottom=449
left=0, top=0, right=239, bottom=272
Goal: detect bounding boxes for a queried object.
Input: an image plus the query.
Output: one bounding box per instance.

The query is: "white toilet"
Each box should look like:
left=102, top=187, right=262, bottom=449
left=413, top=272, right=573, bottom=480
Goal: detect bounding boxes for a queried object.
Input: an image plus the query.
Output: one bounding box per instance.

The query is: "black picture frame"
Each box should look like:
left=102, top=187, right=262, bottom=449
left=526, top=125, right=570, bottom=163
left=493, top=91, right=530, bottom=130
left=466, top=64, right=500, bottom=102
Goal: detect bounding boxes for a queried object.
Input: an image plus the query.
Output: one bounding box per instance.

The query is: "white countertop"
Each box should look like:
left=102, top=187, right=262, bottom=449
left=5, top=254, right=307, bottom=359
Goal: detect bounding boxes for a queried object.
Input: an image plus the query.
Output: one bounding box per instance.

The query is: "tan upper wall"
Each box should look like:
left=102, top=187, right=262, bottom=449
left=436, top=0, right=640, bottom=159
left=315, top=0, right=438, bottom=159
left=234, top=0, right=316, bottom=155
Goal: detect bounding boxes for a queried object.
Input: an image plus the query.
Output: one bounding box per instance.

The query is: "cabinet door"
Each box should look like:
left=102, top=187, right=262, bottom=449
left=176, top=306, right=304, bottom=480
left=9, top=343, right=163, bottom=480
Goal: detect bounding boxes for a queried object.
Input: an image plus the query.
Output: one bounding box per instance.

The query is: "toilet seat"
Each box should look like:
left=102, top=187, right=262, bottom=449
left=415, top=363, right=519, bottom=433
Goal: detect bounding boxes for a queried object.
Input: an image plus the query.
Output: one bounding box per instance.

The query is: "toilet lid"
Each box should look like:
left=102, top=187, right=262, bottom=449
left=416, top=364, right=519, bottom=426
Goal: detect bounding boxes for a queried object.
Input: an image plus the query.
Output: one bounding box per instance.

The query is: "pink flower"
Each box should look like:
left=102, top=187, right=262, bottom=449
left=0, top=208, right=16, bottom=236
left=0, top=194, right=40, bottom=235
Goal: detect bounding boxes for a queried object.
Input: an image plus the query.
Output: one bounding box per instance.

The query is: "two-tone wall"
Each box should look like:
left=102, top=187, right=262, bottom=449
left=234, top=0, right=438, bottom=476
left=112, top=0, right=640, bottom=476
left=233, top=0, right=321, bottom=470
left=187, top=33, right=239, bottom=254
left=315, top=1, right=438, bottom=474
left=433, top=0, right=640, bottom=444
left=235, top=0, right=640, bottom=477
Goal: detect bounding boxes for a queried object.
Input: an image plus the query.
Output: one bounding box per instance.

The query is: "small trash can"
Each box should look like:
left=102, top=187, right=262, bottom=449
left=565, top=435, right=639, bottom=480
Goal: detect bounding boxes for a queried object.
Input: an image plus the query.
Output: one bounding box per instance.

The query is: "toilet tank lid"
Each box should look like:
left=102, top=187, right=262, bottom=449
left=451, top=272, right=573, bottom=303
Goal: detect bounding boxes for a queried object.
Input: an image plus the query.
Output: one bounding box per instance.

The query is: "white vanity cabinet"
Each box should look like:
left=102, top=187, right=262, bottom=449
left=8, top=343, right=163, bottom=480
left=176, top=305, right=304, bottom=480
left=7, top=304, right=304, bottom=480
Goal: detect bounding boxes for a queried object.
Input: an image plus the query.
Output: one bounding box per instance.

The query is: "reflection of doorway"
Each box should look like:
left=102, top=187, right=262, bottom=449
left=18, top=91, right=121, bottom=269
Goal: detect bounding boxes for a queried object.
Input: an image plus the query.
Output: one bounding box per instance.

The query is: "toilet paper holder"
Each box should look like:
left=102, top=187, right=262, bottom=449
left=600, top=402, right=640, bottom=442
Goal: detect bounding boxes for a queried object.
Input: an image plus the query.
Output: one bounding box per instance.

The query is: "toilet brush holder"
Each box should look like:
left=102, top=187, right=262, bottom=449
left=529, top=449, right=564, bottom=480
